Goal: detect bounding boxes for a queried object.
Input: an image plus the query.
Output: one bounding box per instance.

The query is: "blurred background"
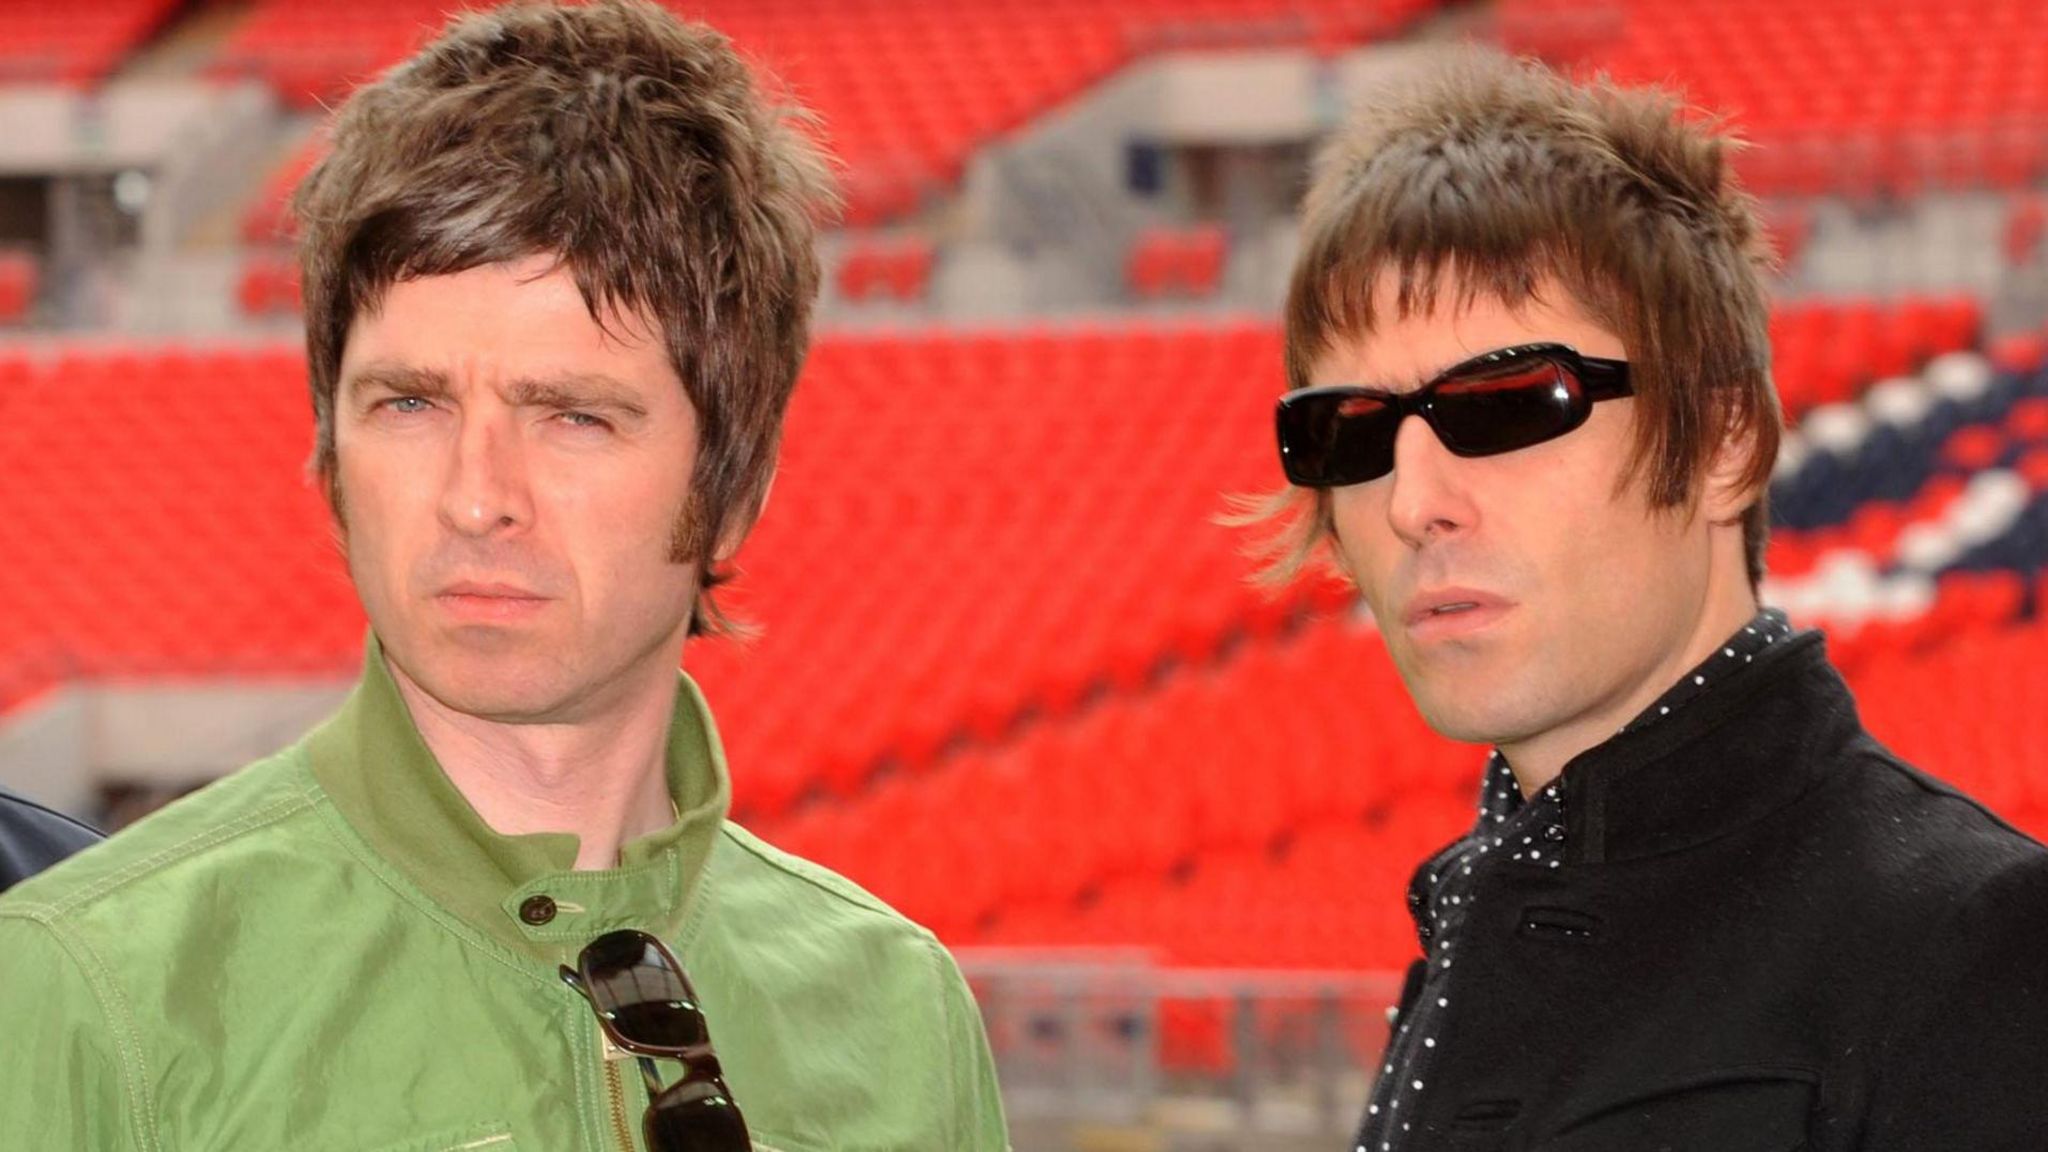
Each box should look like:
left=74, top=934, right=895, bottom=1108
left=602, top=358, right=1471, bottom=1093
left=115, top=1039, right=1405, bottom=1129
left=2, top=1, right=2047, bottom=1148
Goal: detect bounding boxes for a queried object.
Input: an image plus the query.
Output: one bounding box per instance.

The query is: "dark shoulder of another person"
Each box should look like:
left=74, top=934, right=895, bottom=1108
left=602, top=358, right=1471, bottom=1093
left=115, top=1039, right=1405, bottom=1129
left=0, top=787, right=104, bottom=894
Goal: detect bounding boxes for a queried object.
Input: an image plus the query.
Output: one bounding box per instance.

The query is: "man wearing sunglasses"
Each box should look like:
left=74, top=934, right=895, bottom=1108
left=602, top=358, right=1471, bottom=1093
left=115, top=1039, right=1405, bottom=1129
left=1248, top=52, right=2048, bottom=1150
left=0, top=3, right=1006, bottom=1150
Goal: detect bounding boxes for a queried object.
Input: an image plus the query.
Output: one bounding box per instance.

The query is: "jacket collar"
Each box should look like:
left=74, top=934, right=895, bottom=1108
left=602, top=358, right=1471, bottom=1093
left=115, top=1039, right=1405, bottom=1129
left=1558, top=631, right=1866, bottom=865
left=305, top=633, right=731, bottom=963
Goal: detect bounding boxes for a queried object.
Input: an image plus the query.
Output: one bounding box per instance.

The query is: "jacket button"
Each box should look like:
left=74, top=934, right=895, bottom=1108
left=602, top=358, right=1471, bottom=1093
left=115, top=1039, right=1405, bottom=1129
left=519, top=895, right=557, bottom=926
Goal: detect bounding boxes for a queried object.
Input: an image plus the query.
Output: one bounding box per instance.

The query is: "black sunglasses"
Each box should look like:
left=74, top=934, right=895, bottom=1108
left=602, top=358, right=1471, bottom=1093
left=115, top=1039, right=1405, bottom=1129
left=560, top=929, right=751, bottom=1152
left=1276, top=342, right=1633, bottom=488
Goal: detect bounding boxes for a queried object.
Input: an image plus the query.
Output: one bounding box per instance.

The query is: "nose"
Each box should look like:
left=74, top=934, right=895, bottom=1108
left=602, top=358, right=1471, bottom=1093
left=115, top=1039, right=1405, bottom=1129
left=1384, top=413, right=1476, bottom=548
left=437, top=408, right=533, bottom=538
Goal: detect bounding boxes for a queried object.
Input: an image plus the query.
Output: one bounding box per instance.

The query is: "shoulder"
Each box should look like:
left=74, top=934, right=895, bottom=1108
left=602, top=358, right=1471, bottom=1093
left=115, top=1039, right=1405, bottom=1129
left=1825, top=736, right=2046, bottom=898
left=1936, top=846, right=2048, bottom=967
left=709, top=820, right=943, bottom=942
left=1858, top=847, right=2048, bottom=1141
left=703, top=820, right=963, bottom=992
left=0, top=744, right=325, bottom=930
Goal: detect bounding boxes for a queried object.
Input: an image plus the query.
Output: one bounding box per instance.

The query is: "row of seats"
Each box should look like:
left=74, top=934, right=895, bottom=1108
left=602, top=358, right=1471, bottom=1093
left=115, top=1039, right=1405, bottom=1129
left=215, top=0, right=1440, bottom=225
left=1502, top=0, right=2048, bottom=195
left=0, top=307, right=2014, bottom=805
left=1769, top=394, right=2048, bottom=579
left=1773, top=350, right=2042, bottom=530
left=758, top=615, right=1473, bottom=940
left=0, top=0, right=180, bottom=86
left=1127, top=224, right=1229, bottom=299
left=236, top=252, right=301, bottom=317
left=683, top=323, right=1341, bottom=814
left=951, top=605, right=2048, bottom=982
left=0, top=350, right=366, bottom=711
left=756, top=568, right=2048, bottom=945
left=835, top=235, right=936, bottom=303
left=1767, top=296, right=1981, bottom=417
left=988, top=597, right=2048, bottom=1073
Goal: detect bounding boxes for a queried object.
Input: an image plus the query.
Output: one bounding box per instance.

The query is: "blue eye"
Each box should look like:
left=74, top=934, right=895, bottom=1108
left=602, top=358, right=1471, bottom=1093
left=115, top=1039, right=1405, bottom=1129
left=558, top=411, right=613, bottom=431
left=384, top=396, right=432, bottom=415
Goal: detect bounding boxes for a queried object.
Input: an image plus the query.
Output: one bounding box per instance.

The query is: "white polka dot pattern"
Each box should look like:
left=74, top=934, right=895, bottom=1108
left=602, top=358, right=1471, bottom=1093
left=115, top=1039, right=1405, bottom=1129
left=1352, top=609, right=1795, bottom=1151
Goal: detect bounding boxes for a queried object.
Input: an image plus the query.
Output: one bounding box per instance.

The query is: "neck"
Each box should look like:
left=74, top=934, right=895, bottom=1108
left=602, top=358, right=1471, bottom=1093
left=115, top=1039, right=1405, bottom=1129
left=1499, top=573, right=1760, bottom=800
left=386, top=655, right=681, bottom=871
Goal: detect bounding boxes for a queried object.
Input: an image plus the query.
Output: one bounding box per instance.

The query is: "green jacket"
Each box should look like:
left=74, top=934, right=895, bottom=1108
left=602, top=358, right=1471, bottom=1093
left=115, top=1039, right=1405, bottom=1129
left=0, top=640, right=1008, bottom=1151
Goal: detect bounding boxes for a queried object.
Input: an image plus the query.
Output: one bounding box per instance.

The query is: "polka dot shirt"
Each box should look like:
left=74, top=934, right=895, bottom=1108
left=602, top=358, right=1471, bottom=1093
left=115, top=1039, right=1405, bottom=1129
left=1352, top=609, right=1797, bottom=1152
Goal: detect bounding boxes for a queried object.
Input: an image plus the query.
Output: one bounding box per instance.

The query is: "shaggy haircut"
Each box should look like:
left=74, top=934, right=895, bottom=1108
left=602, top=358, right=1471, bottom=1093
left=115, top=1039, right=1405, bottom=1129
left=1245, top=48, right=1782, bottom=589
left=294, top=0, right=837, bottom=635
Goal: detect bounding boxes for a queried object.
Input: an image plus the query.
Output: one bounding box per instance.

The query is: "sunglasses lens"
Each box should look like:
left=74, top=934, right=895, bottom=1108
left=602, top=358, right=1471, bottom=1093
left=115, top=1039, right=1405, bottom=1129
left=581, top=930, right=710, bottom=1052
left=1430, top=357, right=1584, bottom=456
left=1280, top=391, right=1399, bottom=486
left=645, top=1079, right=751, bottom=1152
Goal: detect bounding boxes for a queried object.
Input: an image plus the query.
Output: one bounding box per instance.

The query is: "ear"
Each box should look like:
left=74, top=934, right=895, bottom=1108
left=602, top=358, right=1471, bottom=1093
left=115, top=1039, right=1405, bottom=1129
left=1702, top=423, right=1764, bottom=527
left=713, top=465, right=776, bottom=564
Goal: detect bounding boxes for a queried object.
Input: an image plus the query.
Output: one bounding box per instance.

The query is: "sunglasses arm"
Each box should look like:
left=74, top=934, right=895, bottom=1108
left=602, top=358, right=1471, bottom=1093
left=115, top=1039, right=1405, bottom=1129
left=634, top=1055, right=668, bottom=1099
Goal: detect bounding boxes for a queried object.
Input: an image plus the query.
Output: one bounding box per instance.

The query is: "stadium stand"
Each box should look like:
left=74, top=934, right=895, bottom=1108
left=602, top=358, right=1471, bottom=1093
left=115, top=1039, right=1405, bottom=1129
left=239, top=136, right=323, bottom=246
left=0, top=344, right=361, bottom=711
left=5, top=306, right=2036, bottom=839
left=1498, top=0, right=2048, bottom=195
left=1127, top=224, right=1230, bottom=300
left=1767, top=296, right=1982, bottom=418
left=0, top=0, right=181, bottom=86
left=215, top=0, right=1443, bottom=225
left=7, top=3, right=2048, bottom=1129
left=836, top=234, right=938, bottom=303
left=235, top=251, right=301, bottom=317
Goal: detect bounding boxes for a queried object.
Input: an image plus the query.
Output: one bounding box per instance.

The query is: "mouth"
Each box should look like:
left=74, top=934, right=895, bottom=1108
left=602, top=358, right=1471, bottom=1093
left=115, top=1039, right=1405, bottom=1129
left=1403, top=590, right=1512, bottom=640
left=434, top=581, right=551, bottom=623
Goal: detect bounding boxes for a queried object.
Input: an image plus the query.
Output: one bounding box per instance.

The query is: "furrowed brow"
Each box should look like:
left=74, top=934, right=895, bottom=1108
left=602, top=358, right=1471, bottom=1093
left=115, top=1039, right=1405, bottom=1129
left=506, top=374, right=651, bottom=420
left=344, top=363, right=453, bottom=401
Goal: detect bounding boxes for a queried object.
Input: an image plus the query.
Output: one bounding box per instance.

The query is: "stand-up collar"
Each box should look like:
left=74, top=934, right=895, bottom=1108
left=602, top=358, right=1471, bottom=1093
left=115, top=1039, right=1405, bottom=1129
left=1558, top=631, right=1865, bottom=865
left=305, top=634, right=731, bottom=964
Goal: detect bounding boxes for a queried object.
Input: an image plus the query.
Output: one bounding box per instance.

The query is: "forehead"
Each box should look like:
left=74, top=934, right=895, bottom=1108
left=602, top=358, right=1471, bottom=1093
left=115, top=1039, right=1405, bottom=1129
left=1309, top=272, right=1626, bottom=392
left=339, top=257, right=679, bottom=398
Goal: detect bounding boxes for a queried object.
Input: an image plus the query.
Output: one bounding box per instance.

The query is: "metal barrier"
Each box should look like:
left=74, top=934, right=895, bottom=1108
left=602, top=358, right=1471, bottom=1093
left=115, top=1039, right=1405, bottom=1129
left=959, top=948, right=1403, bottom=1150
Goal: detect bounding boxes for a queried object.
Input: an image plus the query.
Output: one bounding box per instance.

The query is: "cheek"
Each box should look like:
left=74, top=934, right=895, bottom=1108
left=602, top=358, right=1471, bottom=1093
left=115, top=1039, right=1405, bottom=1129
left=333, top=450, right=437, bottom=588
left=1544, top=492, right=1699, bottom=624
left=1326, top=487, right=1387, bottom=572
left=542, top=461, right=694, bottom=582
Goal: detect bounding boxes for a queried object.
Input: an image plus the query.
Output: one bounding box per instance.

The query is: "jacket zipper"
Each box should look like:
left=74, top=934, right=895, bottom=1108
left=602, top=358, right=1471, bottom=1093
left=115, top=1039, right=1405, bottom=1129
left=604, top=1057, right=635, bottom=1151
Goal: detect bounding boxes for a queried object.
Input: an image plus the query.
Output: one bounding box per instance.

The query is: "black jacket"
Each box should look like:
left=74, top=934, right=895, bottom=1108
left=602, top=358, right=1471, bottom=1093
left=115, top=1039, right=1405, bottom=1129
left=0, top=786, right=100, bottom=894
left=1384, top=632, right=2048, bottom=1151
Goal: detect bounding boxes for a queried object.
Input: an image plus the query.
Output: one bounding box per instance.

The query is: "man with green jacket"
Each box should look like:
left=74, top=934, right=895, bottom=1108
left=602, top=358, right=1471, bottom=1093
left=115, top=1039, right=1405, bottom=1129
left=0, top=3, right=1009, bottom=1149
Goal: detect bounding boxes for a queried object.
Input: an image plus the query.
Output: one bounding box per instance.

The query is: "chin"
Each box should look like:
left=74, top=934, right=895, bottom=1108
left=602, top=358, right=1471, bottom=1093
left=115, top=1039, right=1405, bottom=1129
left=422, top=672, right=573, bottom=724
left=395, top=638, right=574, bottom=722
left=1405, top=666, right=1542, bottom=748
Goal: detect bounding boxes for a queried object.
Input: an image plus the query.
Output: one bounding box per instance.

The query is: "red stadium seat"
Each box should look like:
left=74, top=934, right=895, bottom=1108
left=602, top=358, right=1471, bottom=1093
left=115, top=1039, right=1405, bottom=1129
left=214, top=0, right=1442, bottom=225
left=5, top=308, right=2043, bottom=974
left=0, top=1, right=182, bottom=87
left=0, top=250, right=37, bottom=324
left=1497, top=0, right=2048, bottom=195
left=1127, top=225, right=1229, bottom=300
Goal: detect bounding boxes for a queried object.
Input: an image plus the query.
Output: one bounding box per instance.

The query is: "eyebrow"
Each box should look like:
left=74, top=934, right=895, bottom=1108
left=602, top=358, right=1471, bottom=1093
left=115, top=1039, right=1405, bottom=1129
left=342, top=363, right=650, bottom=420
left=343, top=363, right=454, bottom=401
left=505, top=374, right=650, bottom=420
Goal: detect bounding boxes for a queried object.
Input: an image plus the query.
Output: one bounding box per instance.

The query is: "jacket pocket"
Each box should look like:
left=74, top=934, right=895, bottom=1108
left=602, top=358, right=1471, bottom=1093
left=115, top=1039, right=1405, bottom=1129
left=1534, top=1069, right=1815, bottom=1152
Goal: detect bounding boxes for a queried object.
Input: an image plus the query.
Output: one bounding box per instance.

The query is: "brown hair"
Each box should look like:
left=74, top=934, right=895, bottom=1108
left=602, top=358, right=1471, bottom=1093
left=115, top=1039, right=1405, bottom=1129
left=1244, top=48, right=1781, bottom=588
left=293, top=0, right=837, bottom=635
